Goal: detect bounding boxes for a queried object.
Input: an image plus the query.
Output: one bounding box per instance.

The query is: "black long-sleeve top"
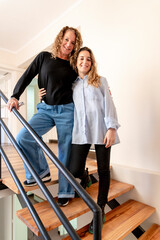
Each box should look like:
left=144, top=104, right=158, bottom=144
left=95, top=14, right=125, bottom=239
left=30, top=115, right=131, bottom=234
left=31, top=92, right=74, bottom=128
left=12, top=51, right=77, bottom=105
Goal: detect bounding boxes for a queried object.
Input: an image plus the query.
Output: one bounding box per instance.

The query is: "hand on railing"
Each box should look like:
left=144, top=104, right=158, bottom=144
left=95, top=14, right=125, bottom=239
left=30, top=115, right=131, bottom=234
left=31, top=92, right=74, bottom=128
left=7, top=97, right=19, bottom=112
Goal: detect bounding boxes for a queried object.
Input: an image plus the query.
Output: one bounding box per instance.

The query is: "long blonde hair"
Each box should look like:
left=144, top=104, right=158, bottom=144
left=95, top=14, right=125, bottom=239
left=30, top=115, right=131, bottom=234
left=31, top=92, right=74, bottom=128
left=73, top=47, right=101, bottom=87
left=51, top=26, right=83, bottom=66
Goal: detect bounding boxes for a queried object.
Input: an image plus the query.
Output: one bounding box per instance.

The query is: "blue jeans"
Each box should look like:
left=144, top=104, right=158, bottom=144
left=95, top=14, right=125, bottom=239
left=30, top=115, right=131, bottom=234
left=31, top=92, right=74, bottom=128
left=16, top=102, right=75, bottom=198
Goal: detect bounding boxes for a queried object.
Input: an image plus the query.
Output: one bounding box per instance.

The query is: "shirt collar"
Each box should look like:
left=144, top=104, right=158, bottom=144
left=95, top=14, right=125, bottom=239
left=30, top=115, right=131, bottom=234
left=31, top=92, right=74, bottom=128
left=76, top=75, right=88, bottom=81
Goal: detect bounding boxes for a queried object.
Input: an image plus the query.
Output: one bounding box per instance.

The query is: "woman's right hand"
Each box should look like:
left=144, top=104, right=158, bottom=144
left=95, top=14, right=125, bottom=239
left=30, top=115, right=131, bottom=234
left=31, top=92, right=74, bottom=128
left=39, top=88, right=46, bottom=100
left=7, top=97, right=19, bottom=112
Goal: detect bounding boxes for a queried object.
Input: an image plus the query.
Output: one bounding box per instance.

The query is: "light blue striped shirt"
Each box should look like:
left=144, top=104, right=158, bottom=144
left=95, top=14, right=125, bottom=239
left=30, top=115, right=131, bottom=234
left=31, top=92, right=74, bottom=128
left=72, top=75, right=120, bottom=145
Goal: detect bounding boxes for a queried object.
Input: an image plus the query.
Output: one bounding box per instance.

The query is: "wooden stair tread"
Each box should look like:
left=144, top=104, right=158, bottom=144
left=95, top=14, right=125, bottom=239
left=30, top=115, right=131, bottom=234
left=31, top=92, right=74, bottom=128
left=80, top=200, right=155, bottom=240
left=138, top=224, right=160, bottom=239
left=16, top=179, right=134, bottom=236
left=2, top=144, right=97, bottom=193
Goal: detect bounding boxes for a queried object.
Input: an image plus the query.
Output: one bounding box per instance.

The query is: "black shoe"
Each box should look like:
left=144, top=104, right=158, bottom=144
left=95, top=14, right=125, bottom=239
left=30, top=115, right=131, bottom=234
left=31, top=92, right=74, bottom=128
left=89, top=205, right=105, bottom=234
left=58, top=198, right=69, bottom=207
left=23, top=172, right=51, bottom=187
left=80, top=168, right=92, bottom=189
left=89, top=220, right=94, bottom=234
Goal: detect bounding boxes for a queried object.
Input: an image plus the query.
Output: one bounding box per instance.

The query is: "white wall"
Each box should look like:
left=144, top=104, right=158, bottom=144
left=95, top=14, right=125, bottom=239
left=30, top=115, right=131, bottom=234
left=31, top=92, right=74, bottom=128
left=91, top=0, right=160, bottom=173
left=112, top=164, right=160, bottom=225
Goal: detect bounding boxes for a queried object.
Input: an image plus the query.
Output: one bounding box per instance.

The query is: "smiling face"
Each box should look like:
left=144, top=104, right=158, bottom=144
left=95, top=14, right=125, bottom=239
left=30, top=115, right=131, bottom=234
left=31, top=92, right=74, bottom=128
left=59, top=30, right=76, bottom=60
left=76, top=50, right=92, bottom=79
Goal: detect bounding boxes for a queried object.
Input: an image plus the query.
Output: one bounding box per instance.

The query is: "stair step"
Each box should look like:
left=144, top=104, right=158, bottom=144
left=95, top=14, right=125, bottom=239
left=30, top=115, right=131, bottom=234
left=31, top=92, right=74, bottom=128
left=138, top=224, right=160, bottom=239
left=16, top=179, right=134, bottom=236
left=78, top=200, right=155, bottom=240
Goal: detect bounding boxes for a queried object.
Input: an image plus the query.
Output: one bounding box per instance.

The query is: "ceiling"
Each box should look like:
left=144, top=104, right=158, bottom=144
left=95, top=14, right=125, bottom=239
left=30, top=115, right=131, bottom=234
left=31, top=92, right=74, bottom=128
left=0, top=0, right=81, bottom=53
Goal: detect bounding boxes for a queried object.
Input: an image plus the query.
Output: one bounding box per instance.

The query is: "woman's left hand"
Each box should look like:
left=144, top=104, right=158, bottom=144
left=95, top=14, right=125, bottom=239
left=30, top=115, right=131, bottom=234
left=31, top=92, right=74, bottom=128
left=104, top=128, right=116, bottom=148
left=39, top=88, right=46, bottom=100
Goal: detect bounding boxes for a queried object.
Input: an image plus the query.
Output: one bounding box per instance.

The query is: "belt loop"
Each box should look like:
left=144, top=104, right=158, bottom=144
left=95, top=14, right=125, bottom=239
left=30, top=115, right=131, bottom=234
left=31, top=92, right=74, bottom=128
left=58, top=104, right=64, bottom=114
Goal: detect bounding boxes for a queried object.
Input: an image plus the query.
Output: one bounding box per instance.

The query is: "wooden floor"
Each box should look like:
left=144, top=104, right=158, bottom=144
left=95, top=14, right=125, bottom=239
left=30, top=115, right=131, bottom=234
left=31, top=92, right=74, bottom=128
left=1, top=143, right=98, bottom=193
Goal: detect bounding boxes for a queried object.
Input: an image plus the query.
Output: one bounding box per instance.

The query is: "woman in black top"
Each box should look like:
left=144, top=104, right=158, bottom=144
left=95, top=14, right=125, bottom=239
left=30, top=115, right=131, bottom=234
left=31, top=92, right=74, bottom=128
left=7, top=26, right=82, bottom=207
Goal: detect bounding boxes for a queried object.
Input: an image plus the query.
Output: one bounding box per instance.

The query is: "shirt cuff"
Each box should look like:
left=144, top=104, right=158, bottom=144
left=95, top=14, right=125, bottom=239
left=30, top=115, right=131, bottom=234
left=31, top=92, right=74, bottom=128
left=104, top=117, right=120, bottom=130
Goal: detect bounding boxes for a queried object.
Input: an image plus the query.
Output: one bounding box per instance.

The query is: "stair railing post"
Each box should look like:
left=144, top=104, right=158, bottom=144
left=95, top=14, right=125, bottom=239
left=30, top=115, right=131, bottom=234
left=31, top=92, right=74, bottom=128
left=93, top=210, right=102, bottom=240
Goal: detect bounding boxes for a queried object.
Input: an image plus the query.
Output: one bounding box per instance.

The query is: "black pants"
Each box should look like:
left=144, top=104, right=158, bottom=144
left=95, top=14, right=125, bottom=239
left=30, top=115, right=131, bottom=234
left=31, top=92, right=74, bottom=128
left=70, top=144, right=111, bottom=206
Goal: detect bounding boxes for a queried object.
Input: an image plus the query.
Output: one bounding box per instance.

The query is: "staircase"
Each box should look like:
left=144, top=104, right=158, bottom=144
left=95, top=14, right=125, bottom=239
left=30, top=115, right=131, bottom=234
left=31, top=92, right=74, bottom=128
left=16, top=179, right=134, bottom=236
left=0, top=91, right=158, bottom=240
left=16, top=182, right=157, bottom=240
left=1, top=144, right=159, bottom=239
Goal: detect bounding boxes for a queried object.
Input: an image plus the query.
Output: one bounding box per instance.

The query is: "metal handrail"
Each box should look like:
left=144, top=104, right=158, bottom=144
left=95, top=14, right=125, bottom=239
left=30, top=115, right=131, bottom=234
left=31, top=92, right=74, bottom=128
left=0, top=90, right=102, bottom=240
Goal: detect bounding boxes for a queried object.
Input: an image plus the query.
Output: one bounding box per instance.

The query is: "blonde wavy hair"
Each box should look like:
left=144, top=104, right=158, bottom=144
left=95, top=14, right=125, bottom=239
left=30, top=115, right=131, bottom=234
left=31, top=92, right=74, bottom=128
left=51, top=26, right=83, bottom=66
left=73, top=47, right=101, bottom=88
